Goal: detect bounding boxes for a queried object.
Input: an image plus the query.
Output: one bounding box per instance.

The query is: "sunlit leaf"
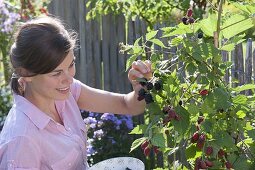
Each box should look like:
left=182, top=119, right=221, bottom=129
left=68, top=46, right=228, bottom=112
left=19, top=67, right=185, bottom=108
left=130, top=137, right=147, bottom=152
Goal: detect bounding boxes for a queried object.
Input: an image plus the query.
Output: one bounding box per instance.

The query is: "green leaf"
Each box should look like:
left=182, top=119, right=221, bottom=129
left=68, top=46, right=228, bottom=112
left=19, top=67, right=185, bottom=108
left=222, top=14, right=254, bottom=39
left=126, top=54, right=137, bottom=71
left=146, top=30, right=158, bottom=41
left=170, top=36, right=183, bottom=46
left=232, top=84, right=255, bottom=92
left=172, top=106, right=190, bottom=135
left=129, top=124, right=147, bottom=134
left=215, top=131, right=237, bottom=150
left=149, top=38, right=166, bottom=48
left=236, top=110, right=246, bottom=119
left=199, top=14, right=217, bottom=37
left=247, top=129, right=255, bottom=140
left=187, top=104, right=199, bottom=115
left=185, top=144, right=199, bottom=160
left=233, top=95, right=248, bottom=104
left=151, top=133, right=165, bottom=148
left=130, top=137, right=147, bottom=152
left=220, top=43, right=235, bottom=51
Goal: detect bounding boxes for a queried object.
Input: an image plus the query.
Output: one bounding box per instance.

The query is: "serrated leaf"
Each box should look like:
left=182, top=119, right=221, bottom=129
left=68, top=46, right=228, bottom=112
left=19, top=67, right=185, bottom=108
left=215, top=131, right=237, bottom=150
left=170, top=36, right=183, bottom=46
left=130, top=137, right=147, bottom=153
left=233, top=95, right=248, bottom=104
left=149, top=38, right=166, bottom=48
left=129, top=124, right=147, bottom=134
left=172, top=106, right=190, bottom=135
left=222, top=15, right=254, bottom=39
left=125, top=55, right=137, bottom=71
left=232, top=84, right=255, bottom=92
left=151, top=133, right=165, bottom=148
left=247, top=129, right=255, bottom=140
left=185, top=144, right=197, bottom=159
left=236, top=110, right=246, bottom=119
left=199, top=14, right=217, bottom=37
left=146, top=30, right=158, bottom=41
left=187, top=104, right=199, bottom=115
left=220, top=43, right=235, bottom=51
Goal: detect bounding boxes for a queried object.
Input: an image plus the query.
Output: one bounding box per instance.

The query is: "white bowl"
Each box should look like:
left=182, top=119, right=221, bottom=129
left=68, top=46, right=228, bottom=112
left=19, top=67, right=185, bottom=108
left=88, top=157, right=145, bottom=170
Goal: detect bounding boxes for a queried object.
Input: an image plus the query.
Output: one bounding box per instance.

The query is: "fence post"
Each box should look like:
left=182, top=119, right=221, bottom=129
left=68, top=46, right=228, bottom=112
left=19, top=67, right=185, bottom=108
left=245, top=38, right=253, bottom=95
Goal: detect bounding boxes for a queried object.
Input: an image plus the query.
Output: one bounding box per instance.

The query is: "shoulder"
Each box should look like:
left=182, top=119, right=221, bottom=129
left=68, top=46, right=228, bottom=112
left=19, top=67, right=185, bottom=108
left=0, top=107, right=39, bottom=143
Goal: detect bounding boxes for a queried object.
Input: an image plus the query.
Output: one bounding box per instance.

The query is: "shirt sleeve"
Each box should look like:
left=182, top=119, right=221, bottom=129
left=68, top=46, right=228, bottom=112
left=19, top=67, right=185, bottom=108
left=0, top=136, right=41, bottom=170
left=70, top=78, right=82, bottom=102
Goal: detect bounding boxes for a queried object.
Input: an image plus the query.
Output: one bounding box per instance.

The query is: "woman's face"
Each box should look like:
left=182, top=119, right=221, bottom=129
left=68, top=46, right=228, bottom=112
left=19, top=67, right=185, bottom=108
left=25, top=50, right=76, bottom=101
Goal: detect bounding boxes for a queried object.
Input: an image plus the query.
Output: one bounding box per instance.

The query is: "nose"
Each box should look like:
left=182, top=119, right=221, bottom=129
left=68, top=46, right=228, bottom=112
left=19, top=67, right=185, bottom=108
left=62, top=70, right=73, bottom=84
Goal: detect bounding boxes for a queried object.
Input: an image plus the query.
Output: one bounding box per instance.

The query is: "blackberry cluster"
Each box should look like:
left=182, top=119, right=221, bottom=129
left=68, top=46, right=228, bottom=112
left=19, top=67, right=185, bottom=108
left=182, top=9, right=195, bottom=25
left=137, top=78, right=163, bottom=104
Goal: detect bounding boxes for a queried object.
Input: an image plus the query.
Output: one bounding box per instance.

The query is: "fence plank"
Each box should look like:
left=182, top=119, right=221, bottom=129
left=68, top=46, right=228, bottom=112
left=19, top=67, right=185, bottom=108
left=109, top=15, right=118, bottom=92
left=102, top=15, right=111, bottom=91
left=92, top=19, right=102, bottom=89
left=245, top=38, right=253, bottom=95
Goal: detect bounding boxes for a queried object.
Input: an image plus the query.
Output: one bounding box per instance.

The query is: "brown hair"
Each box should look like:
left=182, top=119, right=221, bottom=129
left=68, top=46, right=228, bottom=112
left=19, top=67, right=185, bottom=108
left=10, top=16, right=77, bottom=95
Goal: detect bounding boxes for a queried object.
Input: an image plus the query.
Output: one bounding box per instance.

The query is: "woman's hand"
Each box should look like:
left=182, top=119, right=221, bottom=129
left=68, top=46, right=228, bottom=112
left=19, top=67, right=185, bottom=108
left=128, top=60, right=152, bottom=94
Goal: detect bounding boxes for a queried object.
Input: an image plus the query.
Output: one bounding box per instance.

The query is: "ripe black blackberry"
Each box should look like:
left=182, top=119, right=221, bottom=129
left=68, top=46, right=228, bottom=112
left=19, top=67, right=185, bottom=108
left=146, top=82, right=153, bottom=90
left=144, top=93, right=154, bottom=104
left=188, top=17, right=195, bottom=24
left=154, top=79, right=163, bottom=91
left=137, top=88, right=146, bottom=101
left=197, top=32, right=203, bottom=39
left=182, top=17, right=188, bottom=25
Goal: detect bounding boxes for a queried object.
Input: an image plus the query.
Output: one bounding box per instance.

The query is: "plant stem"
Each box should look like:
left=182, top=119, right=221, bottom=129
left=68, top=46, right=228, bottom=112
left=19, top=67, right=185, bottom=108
left=214, top=0, right=223, bottom=48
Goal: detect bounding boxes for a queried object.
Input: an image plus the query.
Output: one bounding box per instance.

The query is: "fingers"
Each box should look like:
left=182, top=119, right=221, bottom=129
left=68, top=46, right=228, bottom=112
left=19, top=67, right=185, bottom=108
left=128, top=60, right=152, bottom=82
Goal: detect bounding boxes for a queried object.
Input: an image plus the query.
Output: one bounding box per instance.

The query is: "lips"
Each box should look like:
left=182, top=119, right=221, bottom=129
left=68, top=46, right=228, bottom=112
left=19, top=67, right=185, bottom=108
left=56, top=87, right=70, bottom=93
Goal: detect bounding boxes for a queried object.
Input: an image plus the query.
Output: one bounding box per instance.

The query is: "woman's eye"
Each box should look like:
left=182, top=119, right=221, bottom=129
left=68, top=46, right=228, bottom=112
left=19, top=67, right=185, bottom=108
left=52, top=72, right=61, bottom=76
left=69, top=62, right=75, bottom=68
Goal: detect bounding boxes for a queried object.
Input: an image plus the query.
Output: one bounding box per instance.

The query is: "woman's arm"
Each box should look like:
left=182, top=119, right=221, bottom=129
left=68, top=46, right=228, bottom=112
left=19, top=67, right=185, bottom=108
left=77, top=60, right=152, bottom=115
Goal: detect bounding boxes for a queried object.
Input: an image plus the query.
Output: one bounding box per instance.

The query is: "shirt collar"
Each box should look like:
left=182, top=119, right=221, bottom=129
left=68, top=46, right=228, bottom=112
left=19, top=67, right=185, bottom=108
left=14, top=94, right=51, bottom=130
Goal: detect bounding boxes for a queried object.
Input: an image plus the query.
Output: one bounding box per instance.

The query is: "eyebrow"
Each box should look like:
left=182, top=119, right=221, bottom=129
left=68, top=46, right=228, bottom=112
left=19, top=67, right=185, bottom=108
left=51, top=58, right=76, bottom=73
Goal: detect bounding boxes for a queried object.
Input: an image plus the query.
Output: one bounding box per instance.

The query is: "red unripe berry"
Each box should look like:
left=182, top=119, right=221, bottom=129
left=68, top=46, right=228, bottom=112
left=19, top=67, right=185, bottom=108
left=168, top=109, right=177, bottom=120
left=144, top=146, right=151, bottom=157
left=199, top=89, right=209, bottom=96
left=218, top=149, right=225, bottom=158
left=196, top=141, right=204, bottom=149
left=205, top=160, right=214, bottom=167
left=200, top=161, right=208, bottom=169
left=191, top=132, right=199, bottom=143
left=196, top=134, right=206, bottom=149
left=205, top=146, right=213, bottom=156
left=187, top=9, right=193, bottom=17
left=153, top=146, right=159, bottom=154
left=141, top=140, right=149, bottom=150
left=225, top=161, right=232, bottom=169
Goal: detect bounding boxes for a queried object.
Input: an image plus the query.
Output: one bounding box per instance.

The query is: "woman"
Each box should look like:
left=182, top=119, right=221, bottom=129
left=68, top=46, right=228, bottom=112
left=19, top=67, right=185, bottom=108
left=0, top=16, right=151, bottom=169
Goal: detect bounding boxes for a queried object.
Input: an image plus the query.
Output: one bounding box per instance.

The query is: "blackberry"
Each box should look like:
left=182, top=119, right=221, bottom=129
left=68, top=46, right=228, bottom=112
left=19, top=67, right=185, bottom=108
left=182, top=17, right=188, bottom=25
left=144, top=93, right=154, bottom=104
left=138, top=88, right=146, bottom=97
left=154, top=80, right=163, bottom=91
left=197, top=32, right=203, bottom=39
left=146, top=82, right=153, bottom=90
left=137, top=95, right=145, bottom=101
left=188, top=17, right=195, bottom=24
left=178, top=100, right=182, bottom=106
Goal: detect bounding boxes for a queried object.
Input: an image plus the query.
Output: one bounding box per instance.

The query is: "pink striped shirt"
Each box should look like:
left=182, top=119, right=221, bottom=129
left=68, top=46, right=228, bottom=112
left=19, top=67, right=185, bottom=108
left=0, top=79, right=88, bottom=169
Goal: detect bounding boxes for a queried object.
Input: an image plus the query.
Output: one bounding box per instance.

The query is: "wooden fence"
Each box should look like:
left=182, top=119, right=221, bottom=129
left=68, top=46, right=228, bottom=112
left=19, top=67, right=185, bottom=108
left=48, top=0, right=255, bottom=95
